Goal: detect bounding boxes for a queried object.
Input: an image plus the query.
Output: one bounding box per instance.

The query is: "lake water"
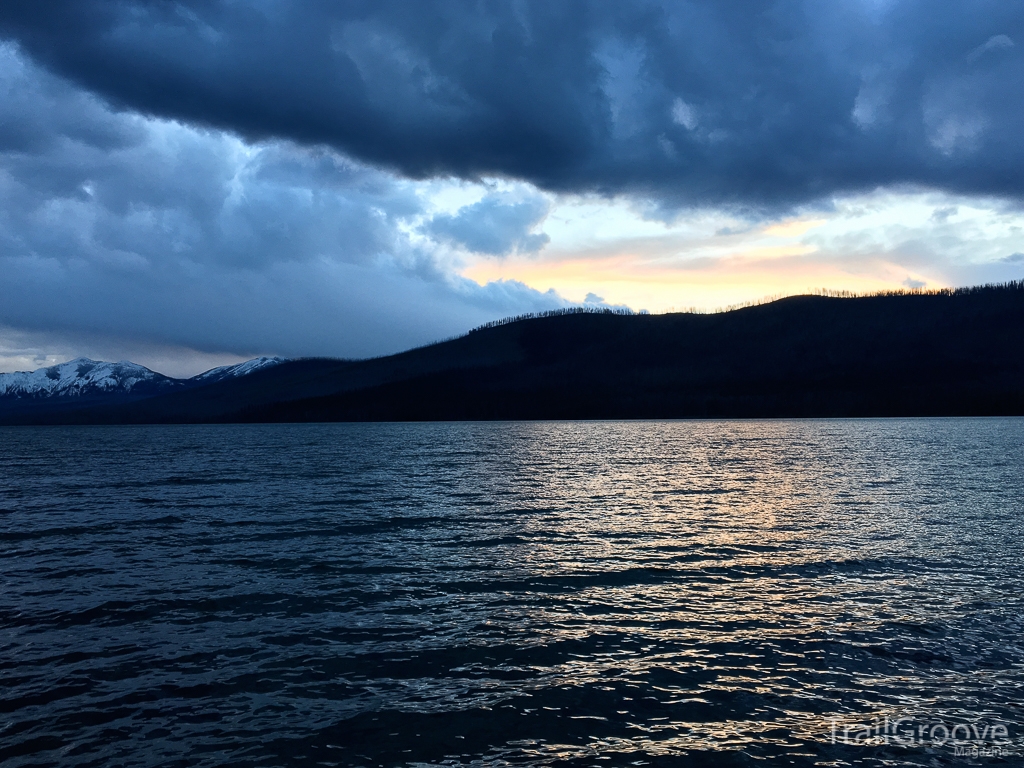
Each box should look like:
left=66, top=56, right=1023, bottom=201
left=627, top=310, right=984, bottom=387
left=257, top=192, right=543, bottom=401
left=2, top=420, right=1022, bottom=767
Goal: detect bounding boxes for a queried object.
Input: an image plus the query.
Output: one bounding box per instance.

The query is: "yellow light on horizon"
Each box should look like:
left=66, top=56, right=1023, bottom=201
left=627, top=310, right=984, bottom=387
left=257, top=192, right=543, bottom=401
left=462, top=250, right=934, bottom=313
left=445, top=188, right=1021, bottom=313
left=762, top=219, right=827, bottom=238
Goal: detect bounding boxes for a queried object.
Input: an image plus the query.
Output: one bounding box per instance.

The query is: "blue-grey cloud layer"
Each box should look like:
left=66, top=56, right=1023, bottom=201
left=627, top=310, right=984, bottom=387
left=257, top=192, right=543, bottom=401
left=425, top=194, right=550, bottom=256
left=2, top=0, right=1023, bottom=208
left=0, top=44, right=563, bottom=361
left=2, top=1, right=1024, bottom=366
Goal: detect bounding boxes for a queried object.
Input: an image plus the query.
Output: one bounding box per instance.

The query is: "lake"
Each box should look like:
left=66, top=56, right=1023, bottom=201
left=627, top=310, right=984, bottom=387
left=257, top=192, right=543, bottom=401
left=2, top=420, right=1022, bottom=766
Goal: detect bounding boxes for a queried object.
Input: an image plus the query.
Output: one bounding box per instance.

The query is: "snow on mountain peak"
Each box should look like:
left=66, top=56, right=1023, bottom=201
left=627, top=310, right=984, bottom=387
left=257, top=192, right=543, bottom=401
left=192, top=356, right=286, bottom=383
left=0, top=355, right=288, bottom=400
left=0, top=358, right=167, bottom=398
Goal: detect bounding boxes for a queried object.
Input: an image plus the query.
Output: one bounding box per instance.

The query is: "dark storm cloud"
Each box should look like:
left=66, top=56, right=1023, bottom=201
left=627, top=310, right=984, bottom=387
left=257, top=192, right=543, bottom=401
left=2, top=0, right=1024, bottom=208
left=425, top=193, right=550, bottom=256
left=0, top=44, right=563, bottom=362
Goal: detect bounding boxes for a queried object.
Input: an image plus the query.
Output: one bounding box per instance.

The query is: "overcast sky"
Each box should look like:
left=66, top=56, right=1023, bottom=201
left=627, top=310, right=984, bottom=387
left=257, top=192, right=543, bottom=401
left=1, top=1, right=1023, bottom=376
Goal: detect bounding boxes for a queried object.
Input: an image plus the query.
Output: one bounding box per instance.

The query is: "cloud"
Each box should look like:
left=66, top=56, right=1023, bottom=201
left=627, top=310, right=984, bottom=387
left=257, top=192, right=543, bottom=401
left=582, top=292, right=635, bottom=312
left=1, top=5, right=1023, bottom=372
left=0, top=44, right=566, bottom=370
left=671, top=99, right=698, bottom=131
left=425, top=192, right=550, bottom=255
left=2, top=1, right=1024, bottom=210
left=967, top=34, right=1014, bottom=62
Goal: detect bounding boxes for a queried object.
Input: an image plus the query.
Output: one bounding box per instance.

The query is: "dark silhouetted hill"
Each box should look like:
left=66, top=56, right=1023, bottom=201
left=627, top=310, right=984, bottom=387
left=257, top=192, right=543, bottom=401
left=6, top=283, right=1024, bottom=423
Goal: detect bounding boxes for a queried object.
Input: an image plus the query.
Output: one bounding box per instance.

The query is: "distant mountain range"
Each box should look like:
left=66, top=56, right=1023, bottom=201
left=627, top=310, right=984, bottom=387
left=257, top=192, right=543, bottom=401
left=4, top=284, right=1024, bottom=424
left=0, top=359, right=177, bottom=400
left=0, top=357, right=284, bottom=414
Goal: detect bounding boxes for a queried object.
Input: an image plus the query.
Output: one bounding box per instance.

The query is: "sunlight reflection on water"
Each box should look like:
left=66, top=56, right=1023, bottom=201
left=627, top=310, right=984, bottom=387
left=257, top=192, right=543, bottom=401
left=1, top=420, right=1022, bottom=766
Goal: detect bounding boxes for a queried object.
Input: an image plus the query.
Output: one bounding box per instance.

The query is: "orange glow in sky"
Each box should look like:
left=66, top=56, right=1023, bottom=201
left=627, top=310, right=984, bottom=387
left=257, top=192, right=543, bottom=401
left=448, top=191, right=1014, bottom=312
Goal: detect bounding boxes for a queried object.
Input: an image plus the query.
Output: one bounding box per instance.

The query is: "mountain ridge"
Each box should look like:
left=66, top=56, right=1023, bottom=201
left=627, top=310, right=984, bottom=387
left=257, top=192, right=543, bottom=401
left=3, top=285, right=1024, bottom=424
left=0, top=358, right=177, bottom=400
left=0, top=356, right=286, bottom=414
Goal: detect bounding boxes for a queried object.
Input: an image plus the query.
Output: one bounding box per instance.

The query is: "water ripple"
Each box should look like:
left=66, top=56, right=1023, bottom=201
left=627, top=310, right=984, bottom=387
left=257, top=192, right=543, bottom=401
left=1, top=420, right=1022, bottom=766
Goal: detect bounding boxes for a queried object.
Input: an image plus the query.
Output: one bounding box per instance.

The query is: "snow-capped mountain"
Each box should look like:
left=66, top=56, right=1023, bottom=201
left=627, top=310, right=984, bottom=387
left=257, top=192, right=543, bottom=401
left=0, top=358, right=177, bottom=399
left=192, top=357, right=285, bottom=384
left=0, top=356, right=287, bottom=401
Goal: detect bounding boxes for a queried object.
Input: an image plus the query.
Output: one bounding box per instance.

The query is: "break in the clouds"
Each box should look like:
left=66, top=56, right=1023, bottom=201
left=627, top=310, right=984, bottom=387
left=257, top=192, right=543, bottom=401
left=0, top=1, right=1023, bottom=372
left=3, top=0, right=1024, bottom=207
left=466, top=189, right=1024, bottom=313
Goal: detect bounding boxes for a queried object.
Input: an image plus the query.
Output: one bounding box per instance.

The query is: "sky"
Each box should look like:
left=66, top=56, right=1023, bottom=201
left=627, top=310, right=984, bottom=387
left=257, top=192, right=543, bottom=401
left=0, top=1, right=1022, bottom=376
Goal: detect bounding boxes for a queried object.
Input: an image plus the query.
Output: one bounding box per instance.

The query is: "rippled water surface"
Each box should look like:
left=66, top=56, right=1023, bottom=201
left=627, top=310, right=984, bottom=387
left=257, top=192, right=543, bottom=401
left=2, top=420, right=1023, bottom=767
